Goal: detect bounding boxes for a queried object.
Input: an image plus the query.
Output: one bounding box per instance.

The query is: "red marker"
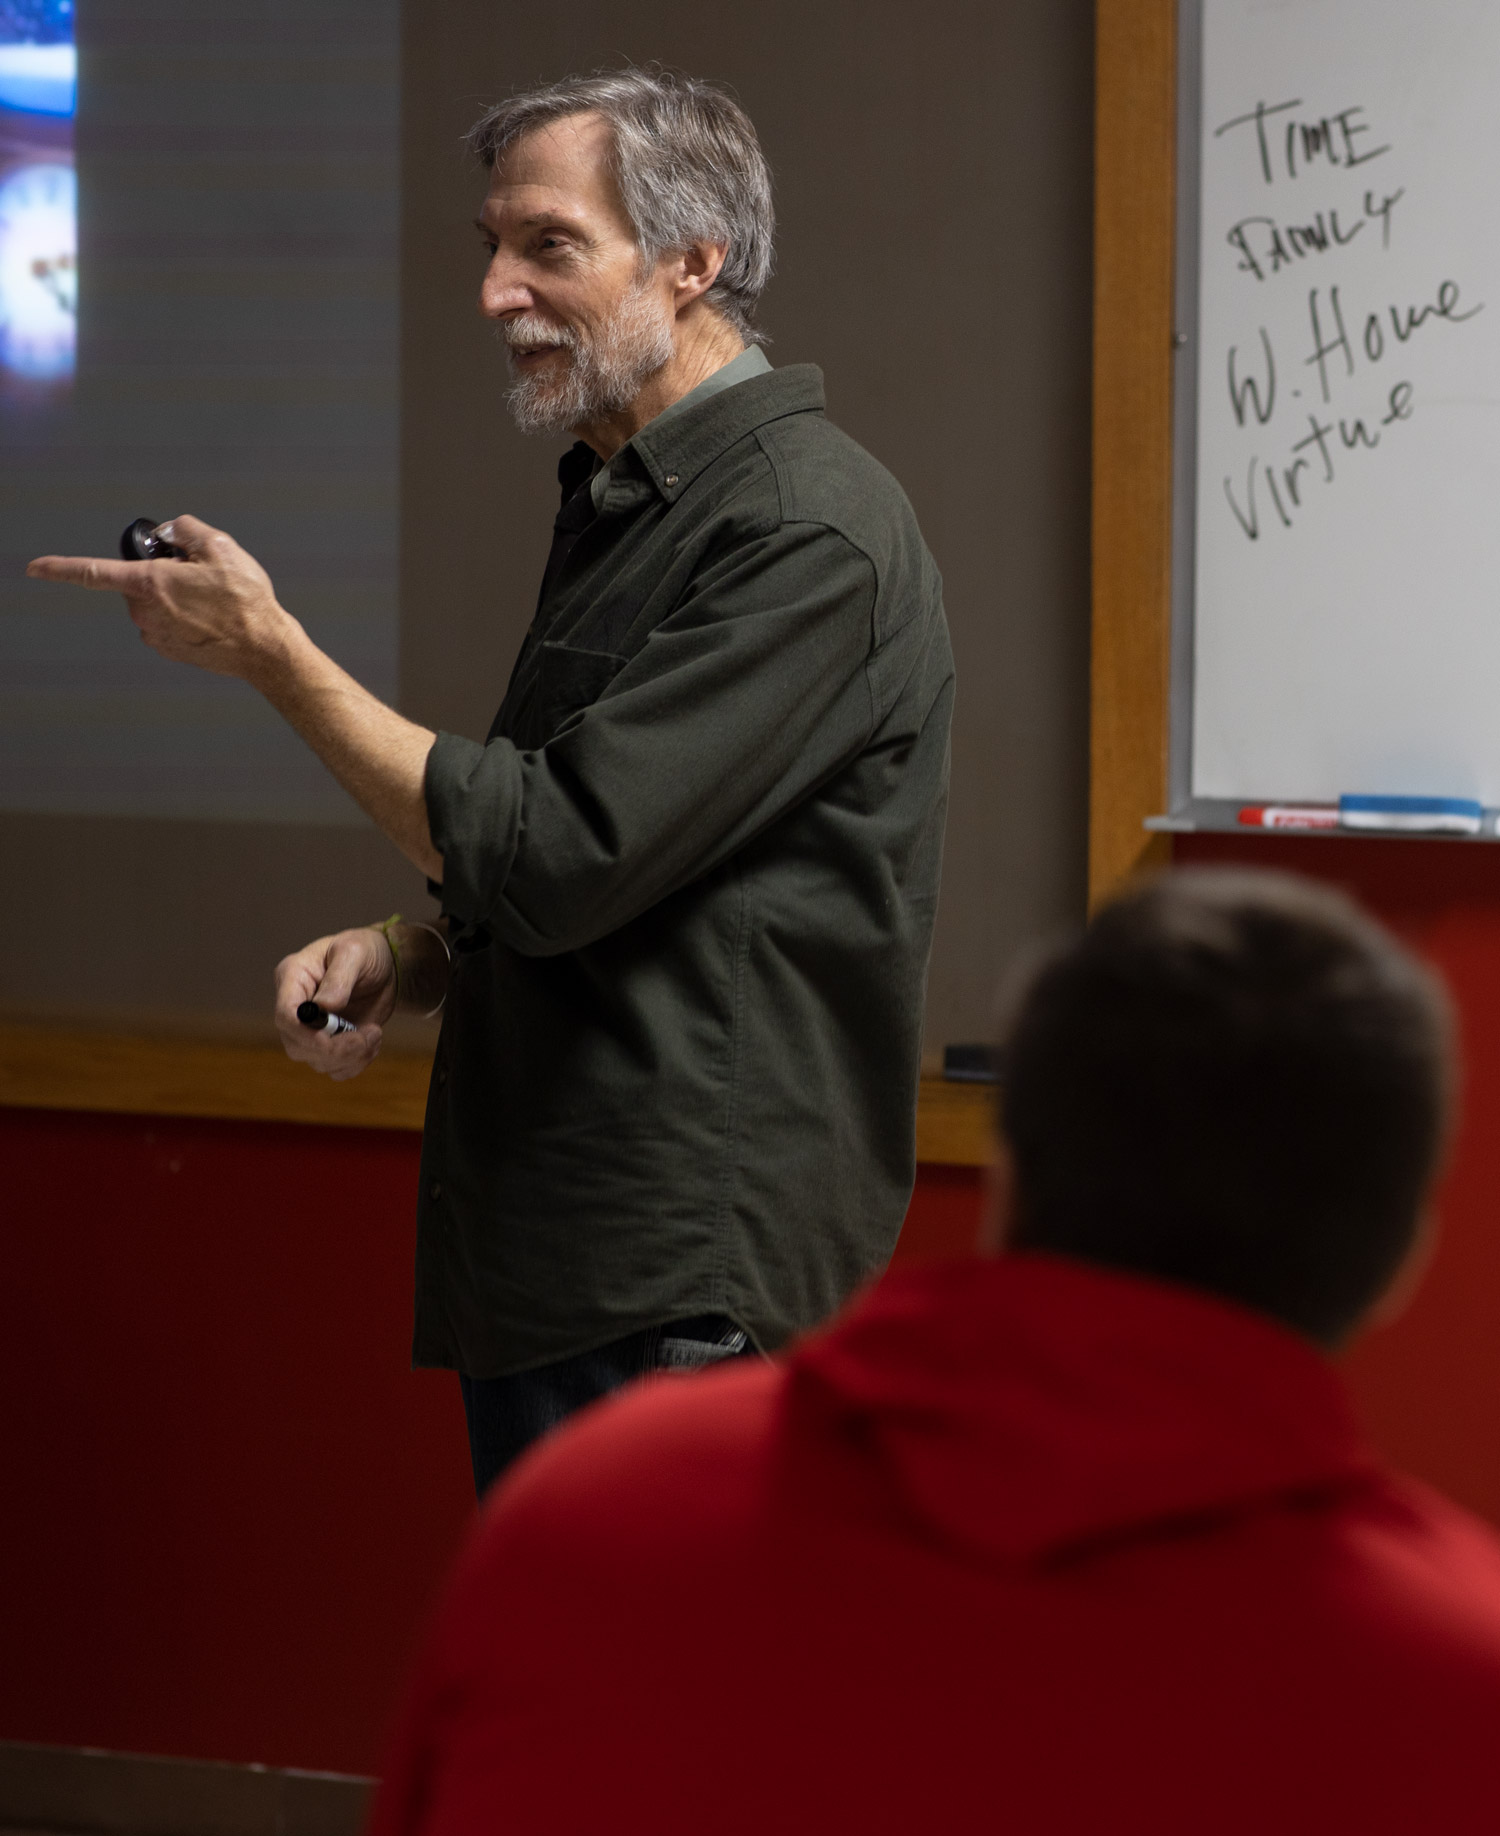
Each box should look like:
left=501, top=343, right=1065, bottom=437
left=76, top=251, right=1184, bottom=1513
left=1237, top=805, right=1340, bottom=830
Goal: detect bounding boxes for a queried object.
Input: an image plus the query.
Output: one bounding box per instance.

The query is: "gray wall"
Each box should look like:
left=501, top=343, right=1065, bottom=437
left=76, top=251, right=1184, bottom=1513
left=1, top=0, right=1092, bottom=1050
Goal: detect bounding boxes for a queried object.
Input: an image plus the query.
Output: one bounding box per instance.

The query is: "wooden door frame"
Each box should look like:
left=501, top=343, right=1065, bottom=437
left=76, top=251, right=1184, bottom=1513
left=1090, top=0, right=1179, bottom=904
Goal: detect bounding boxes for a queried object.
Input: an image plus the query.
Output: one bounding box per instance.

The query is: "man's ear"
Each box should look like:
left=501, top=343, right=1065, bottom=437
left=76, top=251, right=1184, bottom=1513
left=671, top=240, right=729, bottom=311
left=978, top=1138, right=1016, bottom=1257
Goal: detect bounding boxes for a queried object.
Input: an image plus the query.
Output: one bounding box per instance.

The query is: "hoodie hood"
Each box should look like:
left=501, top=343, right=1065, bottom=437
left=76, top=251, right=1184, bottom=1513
left=782, top=1254, right=1378, bottom=1566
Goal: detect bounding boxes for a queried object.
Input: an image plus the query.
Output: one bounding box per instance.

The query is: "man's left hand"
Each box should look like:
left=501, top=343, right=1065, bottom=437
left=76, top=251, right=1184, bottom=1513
left=27, top=514, right=294, bottom=683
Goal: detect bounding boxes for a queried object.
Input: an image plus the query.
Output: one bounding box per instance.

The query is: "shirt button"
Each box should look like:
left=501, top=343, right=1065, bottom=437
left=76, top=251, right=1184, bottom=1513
left=429, top=1181, right=442, bottom=1201
left=664, top=472, right=679, bottom=486
left=436, top=1067, right=447, bottom=1086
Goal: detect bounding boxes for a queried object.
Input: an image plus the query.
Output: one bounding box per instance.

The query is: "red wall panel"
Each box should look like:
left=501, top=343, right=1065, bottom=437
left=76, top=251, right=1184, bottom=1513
left=0, top=1106, right=983, bottom=1775
left=1178, top=833, right=1500, bottom=1526
left=0, top=1110, right=470, bottom=1776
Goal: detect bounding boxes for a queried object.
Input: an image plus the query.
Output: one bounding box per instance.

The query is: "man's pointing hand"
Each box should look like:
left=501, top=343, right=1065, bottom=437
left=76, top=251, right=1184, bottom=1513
left=27, top=514, right=295, bottom=684
left=28, top=512, right=443, bottom=878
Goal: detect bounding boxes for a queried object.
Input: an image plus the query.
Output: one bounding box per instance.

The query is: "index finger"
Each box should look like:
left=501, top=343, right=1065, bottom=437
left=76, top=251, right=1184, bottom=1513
left=26, top=555, right=155, bottom=593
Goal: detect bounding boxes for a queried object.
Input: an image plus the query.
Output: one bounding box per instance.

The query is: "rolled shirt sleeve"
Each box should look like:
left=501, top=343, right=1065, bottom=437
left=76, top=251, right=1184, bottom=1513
left=425, top=520, right=882, bottom=957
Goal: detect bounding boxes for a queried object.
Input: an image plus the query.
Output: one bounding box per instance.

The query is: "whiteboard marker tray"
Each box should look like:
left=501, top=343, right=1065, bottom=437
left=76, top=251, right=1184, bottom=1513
left=1147, top=800, right=1500, bottom=840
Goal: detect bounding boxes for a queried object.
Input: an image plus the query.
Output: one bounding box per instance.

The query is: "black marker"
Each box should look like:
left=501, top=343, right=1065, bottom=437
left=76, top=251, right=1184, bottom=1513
left=297, top=1000, right=357, bottom=1036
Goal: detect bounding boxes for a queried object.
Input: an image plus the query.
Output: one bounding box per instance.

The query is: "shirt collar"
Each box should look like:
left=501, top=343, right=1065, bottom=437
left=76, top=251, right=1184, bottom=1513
left=591, top=347, right=769, bottom=511
left=588, top=361, right=826, bottom=510
left=646, top=342, right=772, bottom=433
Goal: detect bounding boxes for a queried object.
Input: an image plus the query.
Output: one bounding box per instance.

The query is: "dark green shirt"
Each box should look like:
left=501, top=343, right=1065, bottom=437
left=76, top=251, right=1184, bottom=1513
left=417, top=363, right=954, bottom=1376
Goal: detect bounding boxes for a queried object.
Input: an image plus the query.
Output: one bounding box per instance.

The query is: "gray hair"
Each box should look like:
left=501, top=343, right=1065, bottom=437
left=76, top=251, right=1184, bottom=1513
left=467, top=67, right=775, bottom=344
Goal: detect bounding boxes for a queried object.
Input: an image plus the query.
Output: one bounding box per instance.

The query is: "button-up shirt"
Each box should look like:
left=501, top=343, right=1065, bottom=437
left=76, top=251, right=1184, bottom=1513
left=417, top=361, right=954, bottom=1376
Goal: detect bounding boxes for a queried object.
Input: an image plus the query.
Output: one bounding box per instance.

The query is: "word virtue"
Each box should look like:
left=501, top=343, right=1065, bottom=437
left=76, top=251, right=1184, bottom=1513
left=1223, top=383, right=1413, bottom=541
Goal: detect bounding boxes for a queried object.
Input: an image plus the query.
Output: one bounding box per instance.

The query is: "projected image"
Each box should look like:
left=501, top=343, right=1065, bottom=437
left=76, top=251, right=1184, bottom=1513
left=0, top=0, right=400, bottom=826
left=0, top=0, right=74, bottom=394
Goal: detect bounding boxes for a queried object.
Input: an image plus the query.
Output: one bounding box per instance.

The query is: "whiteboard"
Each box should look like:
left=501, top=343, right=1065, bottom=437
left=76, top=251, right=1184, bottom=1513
left=1182, top=0, right=1500, bottom=810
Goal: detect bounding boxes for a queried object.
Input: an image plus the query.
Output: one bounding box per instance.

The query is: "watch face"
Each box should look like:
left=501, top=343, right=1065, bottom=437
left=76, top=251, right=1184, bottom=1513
left=0, top=159, right=75, bottom=378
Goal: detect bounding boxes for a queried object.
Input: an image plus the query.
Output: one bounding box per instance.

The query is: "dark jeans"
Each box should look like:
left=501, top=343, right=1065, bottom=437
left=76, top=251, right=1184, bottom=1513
left=459, top=1313, right=757, bottom=1498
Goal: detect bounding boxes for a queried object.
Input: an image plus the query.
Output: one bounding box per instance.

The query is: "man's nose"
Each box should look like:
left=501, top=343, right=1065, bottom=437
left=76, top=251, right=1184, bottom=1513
left=478, top=256, right=532, bottom=319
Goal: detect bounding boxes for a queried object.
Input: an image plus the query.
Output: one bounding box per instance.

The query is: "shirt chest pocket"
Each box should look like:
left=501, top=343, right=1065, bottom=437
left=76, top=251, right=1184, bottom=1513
left=532, top=641, right=629, bottom=746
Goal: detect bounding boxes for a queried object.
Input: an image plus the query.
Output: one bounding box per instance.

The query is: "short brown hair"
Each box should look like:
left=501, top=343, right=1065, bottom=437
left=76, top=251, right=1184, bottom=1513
left=1001, top=868, right=1453, bottom=1345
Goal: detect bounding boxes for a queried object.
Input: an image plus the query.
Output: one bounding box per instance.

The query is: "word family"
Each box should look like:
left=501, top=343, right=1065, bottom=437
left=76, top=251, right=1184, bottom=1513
left=1227, top=188, right=1404, bottom=283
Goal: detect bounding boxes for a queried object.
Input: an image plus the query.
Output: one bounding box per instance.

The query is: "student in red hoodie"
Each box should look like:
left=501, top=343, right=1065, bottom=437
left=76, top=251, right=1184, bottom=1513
left=369, top=867, right=1500, bottom=1835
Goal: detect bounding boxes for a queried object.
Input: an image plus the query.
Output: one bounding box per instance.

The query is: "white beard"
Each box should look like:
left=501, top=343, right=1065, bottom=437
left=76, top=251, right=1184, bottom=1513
left=502, top=285, right=676, bottom=436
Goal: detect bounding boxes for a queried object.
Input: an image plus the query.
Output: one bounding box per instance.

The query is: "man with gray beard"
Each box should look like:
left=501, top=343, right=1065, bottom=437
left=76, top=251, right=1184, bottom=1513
left=28, top=68, right=954, bottom=1495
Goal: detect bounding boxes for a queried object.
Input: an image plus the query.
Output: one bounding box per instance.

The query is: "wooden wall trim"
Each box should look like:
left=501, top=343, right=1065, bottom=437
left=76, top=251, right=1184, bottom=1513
left=913, top=1077, right=995, bottom=1170
left=0, top=1024, right=434, bottom=1133
left=1090, top=0, right=1179, bottom=905
left=0, top=1025, right=994, bottom=1167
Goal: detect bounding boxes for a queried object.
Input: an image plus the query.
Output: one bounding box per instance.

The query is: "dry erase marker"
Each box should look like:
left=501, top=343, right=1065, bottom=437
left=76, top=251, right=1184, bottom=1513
left=297, top=1001, right=357, bottom=1036
left=1237, top=805, right=1340, bottom=830
left=1339, top=794, right=1483, bottom=835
